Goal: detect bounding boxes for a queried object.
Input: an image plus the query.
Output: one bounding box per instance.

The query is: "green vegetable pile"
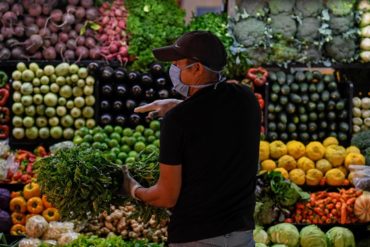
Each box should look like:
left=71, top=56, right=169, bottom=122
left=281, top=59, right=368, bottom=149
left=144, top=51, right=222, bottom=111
left=35, top=145, right=124, bottom=220
left=64, top=235, right=163, bottom=247
left=351, top=130, right=370, bottom=165
left=126, top=0, right=185, bottom=71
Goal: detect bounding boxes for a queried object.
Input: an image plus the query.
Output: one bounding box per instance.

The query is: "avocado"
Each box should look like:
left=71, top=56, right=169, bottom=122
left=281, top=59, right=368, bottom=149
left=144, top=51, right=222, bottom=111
left=338, top=110, right=348, bottom=120
left=330, top=91, right=341, bottom=101
left=311, top=133, right=319, bottom=141
left=271, top=83, right=281, bottom=94
left=310, top=93, right=320, bottom=102
left=268, top=122, right=277, bottom=132
left=338, top=132, right=348, bottom=142
left=328, top=111, right=336, bottom=120
left=267, top=132, right=278, bottom=141
left=268, top=113, right=276, bottom=121
left=286, top=103, right=296, bottom=114
left=309, top=112, right=318, bottom=121
left=328, top=82, right=337, bottom=91
left=299, top=123, right=308, bottom=132
left=321, top=91, right=330, bottom=102
left=300, top=132, right=310, bottom=142
left=290, top=94, right=302, bottom=104
left=309, top=84, right=317, bottom=93
left=290, top=132, right=298, bottom=140
left=295, top=71, right=306, bottom=82
left=286, top=74, right=294, bottom=84
left=320, top=121, right=328, bottom=129
left=279, top=96, right=289, bottom=105
left=270, top=93, right=279, bottom=102
left=301, top=95, right=309, bottom=104
left=312, top=70, right=322, bottom=82
left=336, top=100, right=345, bottom=111
left=276, top=71, right=286, bottom=85
left=281, top=85, right=290, bottom=95
left=268, top=104, right=275, bottom=113
left=287, top=123, right=297, bottom=132
left=300, top=114, right=308, bottom=123
left=339, top=122, right=349, bottom=132
left=318, top=112, right=326, bottom=119
left=307, top=102, right=316, bottom=112
left=290, top=83, right=300, bottom=93
left=329, top=122, right=337, bottom=131
left=280, top=133, right=289, bottom=142
left=275, top=104, right=283, bottom=113
left=329, top=131, right=338, bottom=138
left=317, top=102, right=325, bottom=112
left=323, top=74, right=335, bottom=83
left=308, top=122, right=318, bottom=132
left=277, top=122, right=287, bottom=132
left=300, top=83, right=308, bottom=93
left=318, top=131, right=326, bottom=139
left=279, top=113, right=288, bottom=124
left=327, top=100, right=336, bottom=110
left=269, top=71, right=277, bottom=82
left=316, top=82, right=325, bottom=93
left=305, top=71, right=313, bottom=82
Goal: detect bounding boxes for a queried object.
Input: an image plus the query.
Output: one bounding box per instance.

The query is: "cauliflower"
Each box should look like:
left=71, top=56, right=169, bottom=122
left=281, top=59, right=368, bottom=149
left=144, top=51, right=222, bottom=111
left=294, top=0, right=324, bottom=17
left=297, top=17, right=321, bottom=42
left=329, top=13, right=355, bottom=35
left=239, top=0, right=267, bottom=17
left=326, top=0, right=356, bottom=16
left=269, top=0, right=295, bottom=15
left=270, top=40, right=299, bottom=63
left=325, top=35, right=356, bottom=62
left=233, top=18, right=266, bottom=47
left=271, top=14, right=297, bottom=39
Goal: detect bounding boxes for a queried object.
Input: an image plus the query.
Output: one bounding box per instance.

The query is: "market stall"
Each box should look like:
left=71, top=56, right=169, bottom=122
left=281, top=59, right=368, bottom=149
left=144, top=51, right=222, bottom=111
left=0, top=0, right=370, bottom=246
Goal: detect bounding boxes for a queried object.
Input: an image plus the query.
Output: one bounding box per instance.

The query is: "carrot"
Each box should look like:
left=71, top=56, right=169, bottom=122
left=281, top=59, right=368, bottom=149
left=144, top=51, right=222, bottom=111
left=328, top=192, right=341, bottom=199
left=346, top=198, right=356, bottom=205
left=327, top=203, right=334, bottom=210
left=340, top=203, right=347, bottom=224
left=335, top=202, right=342, bottom=210
left=314, top=207, right=324, bottom=216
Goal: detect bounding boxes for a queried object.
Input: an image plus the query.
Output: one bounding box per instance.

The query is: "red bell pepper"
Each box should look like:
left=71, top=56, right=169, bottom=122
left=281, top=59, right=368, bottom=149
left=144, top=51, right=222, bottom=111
left=0, top=88, right=9, bottom=106
left=0, top=107, right=10, bottom=124
left=247, top=67, right=268, bottom=87
left=0, top=125, right=9, bottom=139
left=254, top=93, right=265, bottom=109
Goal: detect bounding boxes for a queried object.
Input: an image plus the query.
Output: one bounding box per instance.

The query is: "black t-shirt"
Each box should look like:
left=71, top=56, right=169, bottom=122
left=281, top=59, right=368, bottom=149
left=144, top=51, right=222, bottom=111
left=159, top=82, right=260, bottom=244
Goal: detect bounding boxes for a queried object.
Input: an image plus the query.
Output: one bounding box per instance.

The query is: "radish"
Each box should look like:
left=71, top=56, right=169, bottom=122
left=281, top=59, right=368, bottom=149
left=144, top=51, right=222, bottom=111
left=85, top=37, right=96, bottom=48
left=43, top=47, right=57, bottom=60
left=28, top=3, right=42, bottom=17
left=89, top=48, right=101, bottom=59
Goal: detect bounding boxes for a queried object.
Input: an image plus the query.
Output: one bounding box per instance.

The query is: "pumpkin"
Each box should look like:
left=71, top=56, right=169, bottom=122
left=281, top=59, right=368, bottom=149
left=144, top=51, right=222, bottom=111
left=345, top=153, right=366, bottom=167
left=269, top=141, right=287, bottom=159
left=306, top=169, right=323, bottom=186
left=11, top=191, right=21, bottom=199
left=278, top=155, right=297, bottom=171
left=27, top=197, right=44, bottom=214
left=42, top=208, right=61, bottom=222
left=23, top=182, right=41, bottom=200
left=306, top=142, right=326, bottom=161
left=316, top=159, right=332, bottom=174
left=346, top=146, right=361, bottom=155
left=287, top=141, right=306, bottom=159
left=354, top=192, right=370, bottom=222
left=10, top=197, right=27, bottom=213
left=325, top=168, right=345, bottom=186
left=289, top=169, right=305, bottom=185
left=260, top=141, right=270, bottom=161
left=323, top=137, right=339, bottom=147
left=297, top=157, right=315, bottom=172
left=0, top=209, right=11, bottom=232
left=0, top=188, right=10, bottom=210
left=42, top=195, right=53, bottom=209
left=274, top=168, right=289, bottom=179
left=261, top=159, right=276, bottom=171
left=325, top=145, right=346, bottom=167
left=11, top=212, right=26, bottom=225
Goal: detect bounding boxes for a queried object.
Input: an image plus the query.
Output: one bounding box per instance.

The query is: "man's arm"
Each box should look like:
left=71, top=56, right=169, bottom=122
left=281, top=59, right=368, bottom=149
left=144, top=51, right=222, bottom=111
left=135, top=163, right=182, bottom=208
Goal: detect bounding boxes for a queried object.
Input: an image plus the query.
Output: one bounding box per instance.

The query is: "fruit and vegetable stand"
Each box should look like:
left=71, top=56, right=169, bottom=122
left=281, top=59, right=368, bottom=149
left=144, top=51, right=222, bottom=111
left=0, top=0, right=370, bottom=247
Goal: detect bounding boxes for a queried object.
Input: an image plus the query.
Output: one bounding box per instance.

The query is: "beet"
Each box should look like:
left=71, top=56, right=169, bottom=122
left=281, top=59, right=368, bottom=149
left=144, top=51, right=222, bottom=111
left=76, top=46, right=89, bottom=60
left=26, top=34, right=43, bottom=54
left=0, top=34, right=4, bottom=42
left=89, top=47, right=101, bottom=59
left=86, top=8, right=99, bottom=21
left=35, top=0, right=45, bottom=4
left=28, top=3, right=42, bottom=17
left=1, top=27, right=13, bottom=39
left=68, top=0, right=80, bottom=5
left=43, top=40, right=51, bottom=48
left=74, top=23, right=83, bottom=33
left=60, top=13, right=75, bottom=26
left=11, top=3, right=23, bottom=16
left=76, top=36, right=85, bottom=46
left=61, top=24, right=72, bottom=33
left=63, top=49, right=75, bottom=61
left=81, top=0, right=93, bottom=8
left=50, top=9, right=63, bottom=23
left=48, top=22, right=59, bottom=33
left=49, top=33, right=58, bottom=45
left=66, top=39, right=77, bottom=50
left=43, top=47, right=56, bottom=60
left=75, top=7, right=85, bottom=20
left=2, top=11, right=17, bottom=27
left=85, top=29, right=94, bottom=37
left=55, top=42, right=66, bottom=54
left=14, top=25, right=24, bottom=37
left=36, top=16, right=46, bottom=28
left=22, top=0, right=32, bottom=9
left=23, top=15, right=35, bottom=25
left=66, top=5, right=77, bottom=14
left=11, top=47, right=25, bottom=59
left=59, top=32, right=69, bottom=43
left=85, top=37, right=96, bottom=49
left=5, top=38, right=18, bottom=47
left=0, top=2, right=9, bottom=13
left=42, top=5, right=52, bottom=15
left=25, top=24, right=39, bottom=37
left=31, top=51, right=42, bottom=59
left=0, top=48, right=10, bottom=60
left=69, top=30, right=78, bottom=39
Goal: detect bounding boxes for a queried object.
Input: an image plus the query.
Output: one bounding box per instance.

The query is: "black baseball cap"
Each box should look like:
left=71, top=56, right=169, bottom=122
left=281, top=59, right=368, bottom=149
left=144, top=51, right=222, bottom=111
left=153, top=31, right=227, bottom=71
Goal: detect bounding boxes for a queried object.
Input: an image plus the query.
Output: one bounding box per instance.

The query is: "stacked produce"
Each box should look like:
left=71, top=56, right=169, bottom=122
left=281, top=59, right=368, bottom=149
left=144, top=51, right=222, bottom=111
left=0, top=188, right=11, bottom=233
left=9, top=182, right=61, bottom=236
left=0, top=70, right=10, bottom=140
left=259, top=138, right=366, bottom=187
left=0, top=1, right=101, bottom=61
left=352, top=96, right=370, bottom=133
left=266, top=69, right=350, bottom=143
left=92, top=63, right=177, bottom=127
left=65, top=235, right=164, bottom=247
left=11, top=62, right=96, bottom=141
left=351, top=130, right=370, bottom=165
left=0, top=142, right=11, bottom=182
left=359, top=0, right=370, bottom=62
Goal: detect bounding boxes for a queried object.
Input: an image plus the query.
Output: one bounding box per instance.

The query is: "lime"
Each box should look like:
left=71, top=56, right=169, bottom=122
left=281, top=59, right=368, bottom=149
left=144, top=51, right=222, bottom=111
left=145, top=144, right=157, bottom=153
left=79, top=127, right=89, bottom=137
left=110, top=132, right=121, bottom=141
left=150, top=120, right=160, bottom=131
left=137, top=136, right=146, bottom=143
left=92, top=142, right=101, bottom=149
left=93, top=133, right=104, bottom=142
left=123, top=128, right=133, bottom=136
left=144, top=129, right=154, bottom=137
left=147, top=135, right=156, bottom=143
left=118, top=152, right=128, bottom=161
left=111, top=147, right=121, bottom=155
left=133, top=132, right=142, bottom=139
left=134, top=142, right=146, bottom=153
left=128, top=151, right=138, bottom=158
left=153, top=139, right=160, bottom=147
left=83, top=134, right=93, bottom=143
left=125, top=157, right=136, bottom=164
left=108, top=139, right=119, bottom=148
left=100, top=143, right=108, bottom=150
left=93, top=126, right=103, bottom=135
left=114, top=126, right=123, bottom=134
left=104, top=125, right=114, bottom=134
left=120, top=145, right=131, bottom=153
left=155, top=131, right=160, bottom=138
left=127, top=137, right=136, bottom=146
left=135, top=125, right=145, bottom=133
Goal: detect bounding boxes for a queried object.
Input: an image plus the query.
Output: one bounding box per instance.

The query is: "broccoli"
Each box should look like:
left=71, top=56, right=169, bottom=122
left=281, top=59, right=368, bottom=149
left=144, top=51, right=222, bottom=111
left=325, top=35, right=356, bottom=62
left=270, top=40, right=299, bottom=63
left=294, top=0, right=324, bottom=17
left=268, top=0, right=296, bottom=15
left=297, top=17, right=321, bottom=42
left=351, top=130, right=370, bottom=152
left=270, top=14, right=297, bottom=39
left=299, top=45, right=323, bottom=62
left=239, top=0, right=267, bottom=17
left=245, top=46, right=270, bottom=65
left=366, top=147, right=370, bottom=166
left=326, top=0, right=356, bottom=16
left=233, top=18, right=266, bottom=47
left=329, top=13, right=355, bottom=35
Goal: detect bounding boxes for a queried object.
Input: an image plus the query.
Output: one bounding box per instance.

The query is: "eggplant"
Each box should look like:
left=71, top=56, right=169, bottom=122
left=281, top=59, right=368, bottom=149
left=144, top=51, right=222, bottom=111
left=87, top=62, right=99, bottom=76
left=114, top=68, right=126, bottom=81
left=101, top=84, right=113, bottom=96
left=116, top=84, right=127, bottom=97
left=100, top=114, right=112, bottom=125
left=126, top=99, right=137, bottom=111
left=131, top=85, right=142, bottom=97
left=113, top=100, right=123, bottom=111
left=156, top=77, right=167, bottom=87
left=115, top=115, right=126, bottom=125
left=128, top=71, right=140, bottom=83
left=145, top=88, right=155, bottom=100
left=100, top=66, right=114, bottom=80
left=141, top=73, right=153, bottom=86
left=150, top=63, right=164, bottom=75
left=129, top=113, right=141, bottom=125
left=100, top=100, right=110, bottom=111
left=158, top=89, right=169, bottom=99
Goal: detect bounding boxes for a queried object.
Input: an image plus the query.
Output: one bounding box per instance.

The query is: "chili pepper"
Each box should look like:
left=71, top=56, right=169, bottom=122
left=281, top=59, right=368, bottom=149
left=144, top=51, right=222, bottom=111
left=247, top=67, right=268, bottom=87
left=0, top=107, right=10, bottom=123
left=0, top=71, right=8, bottom=88
left=0, top=125, right=9, bottom=139
left=0, top=88, right=9, bottom=106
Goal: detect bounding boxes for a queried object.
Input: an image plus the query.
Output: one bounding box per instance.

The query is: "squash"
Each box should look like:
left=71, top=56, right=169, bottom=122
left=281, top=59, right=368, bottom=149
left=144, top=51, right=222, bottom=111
left=346, top=146, right=361, bottom=155
left=348, top=172, right=354, bottom=184
left=27, top=197, right=44, bottom=214
left=23, top=182, right=41, bottom=200
left=325, top=145, right=346, bottom=167
left=297, top=157, right=315, bottom=172
left=337, top=166, right=348, bottom=177
left=0, top=188, right=10, bottom=210
left=306, top=169, right=323, bottom=186
left=345, top=153, right=366, bottom=167
left=260, top=141, right=270, bottom=161
left=316, top=159, right=332, bottom=174
left=10, top=197, right=27, bottom=213
left=306, top=142, right=326, bottom=161
left=278, top=155, right=297, bottom=171
left=287, top=141, right=306, bottom=159
left=274, top=168, right=289, bottom=179
left=261, top=159, right=276, bottom=171
left=289, top=169, right=305, bottom=185
left=0, top=209, right=11, bottom=232
left=269, top=141, right=288, bottom=159
left=323, top=137, right=339, bottom=147
left=354, top=192, right=370, bottom=222
left=325, top=168, right=345, bottom=186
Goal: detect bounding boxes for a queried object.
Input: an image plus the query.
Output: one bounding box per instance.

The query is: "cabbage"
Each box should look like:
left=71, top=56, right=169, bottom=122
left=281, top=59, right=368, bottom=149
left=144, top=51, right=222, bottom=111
left=268, top=223, right=300, bottom=247
left=300, top=225, right=328, bottom=247
left=326, top=227, right=355, bottom=247
left=253, top=226, right=270, bottom=245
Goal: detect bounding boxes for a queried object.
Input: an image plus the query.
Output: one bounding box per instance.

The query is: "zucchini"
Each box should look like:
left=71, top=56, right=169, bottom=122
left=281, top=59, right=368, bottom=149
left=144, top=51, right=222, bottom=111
left=318, top=131, right=326, bottom=139
left=268, top=113, right=276, bottom=121
left=328, top=82, right=337, bottom=91
left=286, top=74, right=294, bottom=84
left=321, top=91, right=330, bottom=102
left=268, top=71, right=277, bottom=82
left=268, top=122, right=277, bottom=132
left=286, top=103, right=296, bottom=114
left=336, top=100, right=346, bottom=111
left=312, top=70, right=322, bottom=82
left=338, top=132, right=347, bottom=142
left=290, top=94, right=302, bottom=104
left=279, top=113, right=288, bottom=124
left=279, top=96, right=289, bottom=105
left=329, top=131, right=338, bottom=138
left=301, top=94, right=309, bottom=104
left=300, top=132, right=310, bottom=142
left=295, top=71, right=306, bottom=82
left=305, top=71, right=313, bottom=82
left=268, top=104, right=275, bottom=113
left=281, top=85, right=290, bottom=95
left=271, top=83, right=281, bottom=93
left=318, top=112, right=326, bottom=119
left=299, top=123, right=308, bottom=132
left=275, top=104, right=283, bottom=113
left=293, top=116, right=300, bottom=124
left=309, top=83, right=317, bottom=93
left=290, top=83, right=300, bottom=93
left=309, top=112, right=318, bottom=121
left=311, top=133, right=319, bottom=141
left=298, top=106, right=306, bottom=114
left=328, top=111, right=336, bottom=120
left=280, top=133, right=289, bottom=142
left=300, top=114, right=308, bottom=123
left=276, top=71, right=286, bottom=85
left=310, top=93, right=320, bottom=102
left=270, top=93, right=279, bottom=102
left=316, top=82, right=325, bottom=93
left=287, top=123, right=297, bottom=132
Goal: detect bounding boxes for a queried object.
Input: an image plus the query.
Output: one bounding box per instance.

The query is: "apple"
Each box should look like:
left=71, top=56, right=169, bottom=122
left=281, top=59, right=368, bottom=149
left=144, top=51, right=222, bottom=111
left=56, top=76, right=66, bottom=86
left=36, top=116, right=48, bottom=127
left=72, top=87, right=83, bottom=97
left=74, top=118, right=85, bottom=129
left=12, top=103, right=24, bottom=115
left=33, top=94, right=43, bottom=105
left=39, top=127, right=50, bottom=139
left=50, top=83, right=60, bottom=93
left=45, top=107, right=56, bottom=117
left=48, top=117, right=59, bottom=127
left=86, top=119, right=96, bottom=128
left=40, top=76, right=49, bottom=85
left=56, top=106, right=67, bottom=117
left=23, top=116, right=34, bottom=128
left=74, top=97, right=85, bottom=108
left=44, top=93, right=58, bottom=107
left=25, top=105, right=36, bottom=116
left=82, top=106, right=94, bottom=118
left=29, top=62, right=39, bottom=72
left=50, top=74, right=57, bottom=83
left=12, top=80, right=22, bottom=91
left=50, top=126, right=63, bottom=139
left=25, top=127, right=38, bottom=140
left=85, top=95, right=95, bottom=106
left=69, top=64, right=79, bottom=74
left=71, top=74, right=79, bottom=83
left=21, top=95, right=33, bottom=106
left=32, top=78, right=41, bottom=86
left=12, top=70, right=22, bottom=81
left=12, top=116, right=23, bottom=127
left=20, top=82, right=33, bottom=95
left=36, top=69, right=44, bottom=78
left=22, top=70, right=34, bottom=82
left=70, top=107, right=81, bottom=118
left=63, top=128, right=74, bottom=139
left=83, top=85, right=94, bottom=96
left=61, top=115, right=74, bottom=127
left=17, top=62, right=26, bottom=72
left=12, top=128, right=25, bottom=139
left=60, top=85, right=72, bottom=98
left=13, top=92, right=21, bottom=102
left=66, top=100, right=74, bottom=109
left=40, top=85, right=50, bottom=94
left=66, top=76, right=72, bottom=85
left=77, top=79, right=85, bottom=88
left=85, top=76, right=95, bottom=86
left=43, top=65, right=55, bottom=76
left=33, top=87, right=40, bottom=94
left=58, top=97, right=67, bottom=106
left=36, top=105, right=46, bottom=116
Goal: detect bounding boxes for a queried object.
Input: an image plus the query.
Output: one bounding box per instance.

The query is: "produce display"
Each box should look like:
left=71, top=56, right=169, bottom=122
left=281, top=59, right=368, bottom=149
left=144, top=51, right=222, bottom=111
left=65, top=235, right=163, bottom=247
left=266, top=69, right=350, bottom=143
left=0, top=70, right=10, bottom=140
left=0, top=188, right=11, bottom=233
left=351, top=130, right=370, bottom=165
left=352, top=96, right=370, bottom=133
left=11, top=62, right=96, bottom=141
left=359, top=0, right=370, bottom=62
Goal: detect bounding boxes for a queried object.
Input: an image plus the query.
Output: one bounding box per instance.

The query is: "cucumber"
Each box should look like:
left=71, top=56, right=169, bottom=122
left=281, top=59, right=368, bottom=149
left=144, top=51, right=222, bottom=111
left=270, top=93, right=279, bottom=102
left=300, top=114, right=308, bottom=123
left=300, top=83, right=308, bottom=93
left=336, top=100, right=345, bottom=111
left=316, top=82, right=325, bottom=93
left=277, top=122, right=286, bottom=132
left=328, top=82, right=337, bottom=91
left=268, top=104, right=275, bottom=113
left=279, top=113, right=288, bottom=124
left=281, top=85, right=290, bottom=95
left=311, top=133, right=319, bottom=141
left=305, top=71, right=313, bottom=82
left=338, top=110, right=348, bottom=120
left=318, top=112, right=326, bottom=119
left=301, top=95, right=309, bottom=104
left=299, top=123, right=308, bottom=132
left=300, top=132, right=310, bottom=142
left=298, top=106, right=306, bottom=114
left=290, top=94, right=302, bottom=104
left=290, top=83, right=300, bottom=93
left=268, top=71, right=277, bottom=82
left=329, top=132, right=338, bottom=138
left=286, top=74, right=294, bottom=84
left=339, top=122, right=349, bottom=132
left=318, top=131, right=326, bottom=139
left=276, top=71, right=286, bottom=85
left=275, top=104, right=283, bottom=113
left=271, top=83, right=280, bottom=93
left=321, top=91, right=330, bottom=102
left=268, top=122, right=277, bottom=132
left=295, top=71, right=306, bottom=82
left=328, top=111, right=336, bottom=120
left=310, top=93, right=320, bottom=102
left=279, top=96, right=289, bottom=105
left=338, top=132, right=348, bottom=142
left=293, top=116, right=300, bottom=124
left=312, top=71, right=322, bottom=81
left=268, top=113, right=276, bottom=121
left=288, top=123, right=297, bottom=132
left=309, top=112, right=318, bottom=121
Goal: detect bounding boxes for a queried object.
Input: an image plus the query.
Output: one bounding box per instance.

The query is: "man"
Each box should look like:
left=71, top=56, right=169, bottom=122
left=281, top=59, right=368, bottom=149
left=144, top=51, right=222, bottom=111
left=123, top=31, right=260, bottom=247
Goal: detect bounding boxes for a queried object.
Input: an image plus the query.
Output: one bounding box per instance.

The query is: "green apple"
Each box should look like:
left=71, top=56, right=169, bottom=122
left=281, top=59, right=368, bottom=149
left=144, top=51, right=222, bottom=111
left=69, top=64, right=79, bottom=74
left=83, top=85, right=94, bottom=96
left=50, top=126, right=63, bottom=139
left=44, top=93, right=58, bottom=107
left=74, top=97, right=85, bottom=108
left=12, top=128, right=25, bottom=139
left=25, top=127, right=38, bottom=140
left=66, top=100, right=74, bottom=109
left=12, top=102, right=24, bottom=115
left=50, top=83, right=60, bottom=93
left=58, top=97, right=67, bottom=106
left=36, top=116, right=48, bottom=128
left=21, top=95, right=33, bottom=106
left=33, top=94, right=43, bottom=105
left=70, top=107, right=81, bottom=118
left=20, top=82, right=33, bottom=95
left=12, top=80, right=22, bottom=91
left=50, top=74, right=57, bottom=83
left=12, top=71, right=22, bottom=81
left=40, top=76, right=49, bottom=85
left=23, top=116, right=34, bottom=128
left=65, top=76, right=71, bottom=85
left=22, top=70, right=34, bottom=82
left=56, top=106, right=67, bottom=117
left=12, top=116, right=23, bottom=127
left=74, top=118, right=85, bottom=129
left=61, top=115, right=74, bottom=127
left=85, top=95, right=95, bottom=106
left=45, top=107, right=56, bottom=117
left=78, top=68, right=88, bottom=79
left=39, top=127, right=50, bottom=139
left=48, top=116, right=59, bottom=127
left=77, top=79, right=85, bottom=88
left=72, top=87, right=83, bottom=97
left=25, top=105, right=36, bottom=116
left=17, top=62, right=26, bottom=72
left=86, top=119, right=96, bottom=129
left=33, top=87, right=40, bottom=94
left=13, top=92, right=21, bottom=102
left=82, top=106, right=94, bottom=118
left=29, top=62, right=39, bottom=72
left=71, top=74, right=79, bottom=83
left=85, top=76, right=95, bottom=86
left=43, top=65, right=55, bottom=76
left=60, top=85, right=72, bottom=98
left=63, top=128, right=74, bottom=139
left=36, top=69, right=44, bottom=78
left=40, top=85, right=50, bottom=94
left=36, top=105, right=46, bottom=116
left=56, top=76, right=66, bottom=86
left=32, top=78, right=40, bottom=86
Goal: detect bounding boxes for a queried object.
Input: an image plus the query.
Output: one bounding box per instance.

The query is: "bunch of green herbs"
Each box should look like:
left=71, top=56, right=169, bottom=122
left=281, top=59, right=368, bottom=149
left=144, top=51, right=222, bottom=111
left=64, top=235, right=163, bottom=247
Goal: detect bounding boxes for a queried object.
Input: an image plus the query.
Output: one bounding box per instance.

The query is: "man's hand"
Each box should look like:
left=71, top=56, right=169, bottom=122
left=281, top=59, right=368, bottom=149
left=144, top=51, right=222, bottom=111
left=121, top=166, right=142, bottom=199
left=134, top=99, right=182, bottom=118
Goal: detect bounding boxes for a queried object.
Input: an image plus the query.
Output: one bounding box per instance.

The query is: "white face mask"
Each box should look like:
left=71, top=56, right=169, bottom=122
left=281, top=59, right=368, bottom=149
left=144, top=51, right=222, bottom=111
left=169, top=63, right=221, bottom=97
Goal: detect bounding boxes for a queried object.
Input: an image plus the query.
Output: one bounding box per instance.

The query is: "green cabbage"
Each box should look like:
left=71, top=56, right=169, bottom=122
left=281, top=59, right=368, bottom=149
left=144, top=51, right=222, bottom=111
left=300, top=225, right=328, bottom=247
left=253, top=226, right=270, bottom=245
left=268, top=223, right=300, bottom=247
left=326, top=227, right=356, bottom=247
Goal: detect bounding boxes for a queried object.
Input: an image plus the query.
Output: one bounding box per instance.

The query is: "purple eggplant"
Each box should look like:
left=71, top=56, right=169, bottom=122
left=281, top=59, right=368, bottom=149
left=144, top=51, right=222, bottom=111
left=129, top=113, right=141, bottom=125
left=156, top=77, right=167, bottom=87
left=113, top=100, right=123, bottom=111
left=128, top=71, right=140, bottom=83
left=100, top=100, right=110, bottom=111
left=141, top=73, right=153, bottom=87
left=116, top=84, right=127, bottom=97
left=115, top=115, right=126, bottom=125
left=131, top=85, right=142, bottom=97
left=145, top=88, right=155, bottom=100
left=101, top=66, right=114, bottom=80
left=101, top=84, right=113, bottom=96
left=150, top=63, right=164, bottom=75
left=158, top=89, right=169, bottom=99
left=100, top=114, right=112, bottom=125
left=87, top=62, right=99, bottom=76
left=114, top=68, right=126, bottom=81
